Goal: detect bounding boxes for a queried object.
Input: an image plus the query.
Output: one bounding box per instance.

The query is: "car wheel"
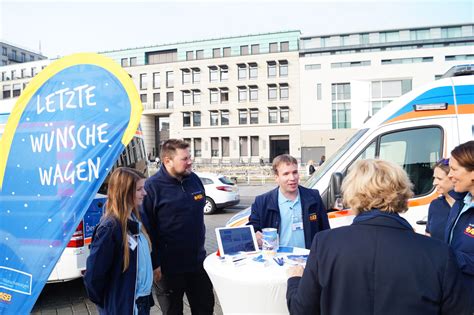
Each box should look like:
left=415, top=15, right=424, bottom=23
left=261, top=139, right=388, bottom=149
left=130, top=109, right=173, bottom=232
left=204, top=197, right=217, bottom=215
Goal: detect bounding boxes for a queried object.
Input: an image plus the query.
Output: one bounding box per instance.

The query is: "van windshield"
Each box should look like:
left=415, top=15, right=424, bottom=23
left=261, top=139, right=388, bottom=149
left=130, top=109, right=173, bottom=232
left=303, top=128, right=369, bottom=188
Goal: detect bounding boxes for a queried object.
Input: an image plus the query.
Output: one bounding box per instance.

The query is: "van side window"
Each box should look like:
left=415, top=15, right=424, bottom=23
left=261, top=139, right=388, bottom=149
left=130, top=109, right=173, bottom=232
left=354, top=127, right=442, bottom=197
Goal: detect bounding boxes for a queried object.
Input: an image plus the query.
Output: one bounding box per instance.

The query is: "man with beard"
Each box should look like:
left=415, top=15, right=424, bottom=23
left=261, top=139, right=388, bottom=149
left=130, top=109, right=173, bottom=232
left=142, top=139, right=214, bottom=315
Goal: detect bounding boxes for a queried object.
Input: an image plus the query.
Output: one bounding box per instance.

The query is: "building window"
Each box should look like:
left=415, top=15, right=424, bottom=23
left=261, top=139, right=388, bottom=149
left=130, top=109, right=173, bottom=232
left=238, top=86, right=247, bottom=102
left=220, top=88, right=229, bottom=103
left=182, top=90, right=191, bottom=105
left=12, top=50, right=17, bottom=60
left=213, top=48, right=221, bottom=58
left=193, top=111, right=201, bottom=126
left=280, top=41, right=289, bottom=52
left=220, top=65, right=229, bottom=81
left=210, top=88, right=219, bottom=104
left=332, top=83, right=351, bottom=129
left=2, top=47, right=6, bottom=56
left=267, top=61, right=277, bottom=78
left=121, top=58, right=129, bottom=67
left=196, top=50, right=204, bottom=60
left=441, top=26, right=462, bottom=38
left=209, top=66, right=218, bottom=82
left=239, top=137, right=248, bottom=157
left=360, top=33, right=369, bottom=45
left=194, top=138, right=202, bottom=157
left=279, top=60, right=288, bottom=77
left=249, top=63, right=258, bottom=79
left=211, top=138, right=219, bottom=157
left=381, top=56, right=433, bottom=65
left=379, top=31, right=399, bottom=43
left=280, top=107, right=289, bottom=123
left=238, top=64, right=247, bottom=80
left=222, top=137, right=230, bottom=157
left=320, top=37, right=329, bottom=48
left=153, top=93, right=160, bottom=108
left=249, top=86, right=258, bottom=101
left=317, top=83, right=322, bottom=100
left=182, top=69, right=191, bottom=84
left=280, top=83, right=289, bottom=100
left=223, top=47, right=231, bottom=57
left=192, top=68, right=200, bottom=83
left=12, top=84, right=21, bottom=97
left=153, top=72, right=160, bottom=89
left=166, top=92, right=174, bottom=108
left=331, top=60, right=371, bottom=68
left=251, top=136, right=259, bottom=156
left=268, top=84, right=277, bottom=100
left=239, top=109, right=248, bottom=125
left=445, top=54, right=474, bottom=61
left=192, top=90, right=201, bottom=104
left=371, top=79, right=412, bottom=114
left=210, top=111, right=219, bottom=126
left=183, top=112, right=191, bottom=127
left=3, top=85, right=11, bottom=99
left=166, top=71, right=174, bottom=88
left=250, top=109, right=259, bottom=124
left=269, top=42, right=278, bottom=53
left=268, top=108, right=278, bottom=124
left=340, top=36, right=349, bottom=46
left=410, top=29, right=430, bottom=40
left=221, top=110, right=229, bottom=125
left=130, top=57, right=137, bottom=66
left=140, top=74, right=147, bottom=90
left=240, top=45, right=249, bottom=55
left=186, top=51, right=194, bottom=60
left=251, top=44, right=260, bottom=54
left=305, top=64, right=321, bottom=70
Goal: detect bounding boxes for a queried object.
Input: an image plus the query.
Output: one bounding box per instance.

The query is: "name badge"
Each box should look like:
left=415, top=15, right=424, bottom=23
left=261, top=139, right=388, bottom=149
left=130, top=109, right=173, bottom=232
left=292, top=222, right=303, bottom=231
left=128, top=234, right=138, bottom=250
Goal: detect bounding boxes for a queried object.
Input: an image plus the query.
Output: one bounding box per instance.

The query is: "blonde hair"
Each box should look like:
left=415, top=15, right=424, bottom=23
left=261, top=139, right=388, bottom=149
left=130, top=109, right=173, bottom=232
left=342, top=159, right=413, bottom=214
left=105, top=167, right=151, bottom=272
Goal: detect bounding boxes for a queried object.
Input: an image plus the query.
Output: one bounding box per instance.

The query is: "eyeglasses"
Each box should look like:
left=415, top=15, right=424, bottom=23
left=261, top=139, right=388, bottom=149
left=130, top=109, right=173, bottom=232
left=437, top=158, right=449, bottom=166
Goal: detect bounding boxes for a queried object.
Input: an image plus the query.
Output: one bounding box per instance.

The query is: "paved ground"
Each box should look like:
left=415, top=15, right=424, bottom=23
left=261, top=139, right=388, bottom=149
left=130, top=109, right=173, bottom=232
left=31, top=183, right=275, bottom=314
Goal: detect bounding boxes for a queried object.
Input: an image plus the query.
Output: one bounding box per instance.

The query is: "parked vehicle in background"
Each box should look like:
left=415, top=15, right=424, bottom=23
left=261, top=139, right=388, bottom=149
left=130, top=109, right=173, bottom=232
left=227, top=64, right=474, bottom=233
left=196, top=172, right=240, bottom=215
left=0, top=97, right=148, bottom=282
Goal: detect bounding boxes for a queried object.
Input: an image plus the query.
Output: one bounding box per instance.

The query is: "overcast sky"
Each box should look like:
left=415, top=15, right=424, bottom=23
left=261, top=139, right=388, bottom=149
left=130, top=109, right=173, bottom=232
left=0, top=0, right=472, bottom=58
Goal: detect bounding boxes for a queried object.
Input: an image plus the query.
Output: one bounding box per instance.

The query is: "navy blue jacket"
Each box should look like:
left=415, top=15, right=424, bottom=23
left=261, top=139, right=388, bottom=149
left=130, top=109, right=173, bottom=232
left=287, top=211, right=471, bottom=315
left=83, top=216, right=154, bottom=314
left=426, top=195, right=451, bottom=241
left=141, top=166, right=206, bottom=274
left=247, top=186, right=329, bottom=249
left=445, top=191, right=474, bottom=307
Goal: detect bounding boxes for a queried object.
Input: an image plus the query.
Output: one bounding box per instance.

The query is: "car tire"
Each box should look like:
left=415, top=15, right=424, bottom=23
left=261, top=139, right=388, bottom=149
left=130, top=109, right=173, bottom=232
left=204, top=197, right=217, bottom=215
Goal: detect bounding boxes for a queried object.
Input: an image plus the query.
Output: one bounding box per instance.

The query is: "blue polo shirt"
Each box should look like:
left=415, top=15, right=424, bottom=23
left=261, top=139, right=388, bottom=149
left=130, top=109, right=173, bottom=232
left=278, top=190, right=305, bottom=248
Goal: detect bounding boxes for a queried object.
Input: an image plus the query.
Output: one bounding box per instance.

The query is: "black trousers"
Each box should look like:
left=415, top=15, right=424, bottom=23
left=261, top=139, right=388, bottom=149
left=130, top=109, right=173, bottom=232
left=155, top=266, right=214, bottom=315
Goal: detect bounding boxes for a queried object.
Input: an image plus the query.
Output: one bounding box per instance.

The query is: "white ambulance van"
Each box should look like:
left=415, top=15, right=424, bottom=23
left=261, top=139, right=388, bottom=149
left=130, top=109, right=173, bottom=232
left=227, top=64, right=474, bottom=234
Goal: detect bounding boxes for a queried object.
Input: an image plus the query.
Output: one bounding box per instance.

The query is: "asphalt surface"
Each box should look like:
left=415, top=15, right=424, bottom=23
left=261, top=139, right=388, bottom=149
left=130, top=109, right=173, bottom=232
left=31, top=183, right=275, bottom=315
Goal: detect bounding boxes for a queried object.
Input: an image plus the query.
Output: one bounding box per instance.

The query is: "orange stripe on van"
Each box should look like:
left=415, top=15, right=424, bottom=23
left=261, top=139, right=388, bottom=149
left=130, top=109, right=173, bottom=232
left=385, top=104, right=474, bottom=125
left=227, top=217, right=249, bottom=227
left=408, top=193, right=437, bottom=207
left=327, top=210, right=353, bottom=219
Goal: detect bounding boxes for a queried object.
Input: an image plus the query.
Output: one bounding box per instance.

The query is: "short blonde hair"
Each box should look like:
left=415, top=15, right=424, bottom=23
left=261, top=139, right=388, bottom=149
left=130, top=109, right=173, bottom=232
left=342, top=159, right=413, bottom=214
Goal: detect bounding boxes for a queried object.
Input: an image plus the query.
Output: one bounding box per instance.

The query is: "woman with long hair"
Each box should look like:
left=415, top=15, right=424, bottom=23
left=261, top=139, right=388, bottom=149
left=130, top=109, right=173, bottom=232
left=286, top=159, right=470, bottom=314
left=425, top=158, right=455, bottom=240
left=84, top=167, right=154, bottom=314
left=446, top=140, right=474, bottom=311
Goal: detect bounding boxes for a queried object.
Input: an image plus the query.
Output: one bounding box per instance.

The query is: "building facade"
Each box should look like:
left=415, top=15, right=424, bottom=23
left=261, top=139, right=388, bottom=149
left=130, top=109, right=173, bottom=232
left=1, top=24, right=473, bottom=163
left=0, top=41, right=46, bottom=67
left=102, top=31, right=302, bottom=164
left=299, top=24, right=474, bottom=161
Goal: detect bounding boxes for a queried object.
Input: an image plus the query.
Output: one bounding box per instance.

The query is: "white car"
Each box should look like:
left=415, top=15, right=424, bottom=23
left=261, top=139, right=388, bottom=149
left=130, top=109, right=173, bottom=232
left=196, top=172, right=240, bottom=215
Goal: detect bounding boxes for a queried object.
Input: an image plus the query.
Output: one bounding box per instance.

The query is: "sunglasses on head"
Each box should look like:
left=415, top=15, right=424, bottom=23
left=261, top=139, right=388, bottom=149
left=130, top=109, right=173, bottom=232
left=437, top=158, right=449, bottom=166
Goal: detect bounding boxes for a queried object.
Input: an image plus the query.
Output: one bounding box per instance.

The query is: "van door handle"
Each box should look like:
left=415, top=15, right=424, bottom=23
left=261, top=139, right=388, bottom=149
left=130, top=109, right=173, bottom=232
left=416, top=220, right=427, bottom=225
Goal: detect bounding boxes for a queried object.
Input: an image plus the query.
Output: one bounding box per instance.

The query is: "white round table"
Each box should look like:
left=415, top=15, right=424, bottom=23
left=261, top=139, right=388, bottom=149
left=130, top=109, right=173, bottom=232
left=204, top=248, right=309, bottom=315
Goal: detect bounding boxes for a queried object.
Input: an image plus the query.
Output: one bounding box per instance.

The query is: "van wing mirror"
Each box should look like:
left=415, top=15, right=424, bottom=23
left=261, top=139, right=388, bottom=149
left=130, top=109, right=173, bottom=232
left=328, top=172, right=344, bottom=211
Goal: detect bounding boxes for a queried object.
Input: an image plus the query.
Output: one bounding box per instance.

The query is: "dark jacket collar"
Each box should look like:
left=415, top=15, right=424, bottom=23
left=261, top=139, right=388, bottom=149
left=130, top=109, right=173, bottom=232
left=448, top=190, right=468, bottom=201
left=267, top=186, right=316, bottom=212
left=157, top=165, right=191, bottom=184
left=352, top=209, right=413, bottom=231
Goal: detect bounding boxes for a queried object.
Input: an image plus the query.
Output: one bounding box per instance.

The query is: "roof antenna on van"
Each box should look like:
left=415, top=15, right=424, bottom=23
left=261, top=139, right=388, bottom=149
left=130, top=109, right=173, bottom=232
left=363, top=115, right=372, bottom=123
